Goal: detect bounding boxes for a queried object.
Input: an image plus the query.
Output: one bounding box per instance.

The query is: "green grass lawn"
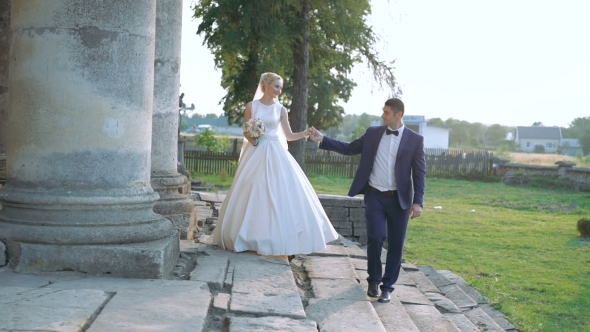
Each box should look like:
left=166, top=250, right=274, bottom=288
left=192, top=171, right=590, bottom=331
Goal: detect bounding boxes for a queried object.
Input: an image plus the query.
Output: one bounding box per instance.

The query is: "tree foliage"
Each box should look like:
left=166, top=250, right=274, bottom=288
left=192, top=0, right=397, bottom=131
left=563, top=116, right=590, bottom=154
left=194, top=128, right=231, bottom=153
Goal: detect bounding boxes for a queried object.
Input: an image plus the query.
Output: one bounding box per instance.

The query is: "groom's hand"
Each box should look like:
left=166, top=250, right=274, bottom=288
left=308, top=127, right=324, bottom=142
left=410, top=204, right=423, bottom=219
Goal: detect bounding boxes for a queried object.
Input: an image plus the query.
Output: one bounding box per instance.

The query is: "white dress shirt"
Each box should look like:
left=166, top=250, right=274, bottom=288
left=368, top=125, right=404, bottom=191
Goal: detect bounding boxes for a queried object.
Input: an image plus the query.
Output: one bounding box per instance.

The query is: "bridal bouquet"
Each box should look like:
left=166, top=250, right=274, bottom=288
left=243, top=118, right=266, bottom=146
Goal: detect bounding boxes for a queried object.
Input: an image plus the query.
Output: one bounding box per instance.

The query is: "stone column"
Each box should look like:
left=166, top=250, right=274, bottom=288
left=151, top=0, right=195, bottom=239
left=0, top=0, right=179, bottom=278
left=0, top=0, right=10, bottom=187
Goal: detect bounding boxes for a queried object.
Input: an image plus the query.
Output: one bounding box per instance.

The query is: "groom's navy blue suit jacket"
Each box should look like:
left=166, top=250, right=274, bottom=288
left=319, top=125, right=426, bottom=210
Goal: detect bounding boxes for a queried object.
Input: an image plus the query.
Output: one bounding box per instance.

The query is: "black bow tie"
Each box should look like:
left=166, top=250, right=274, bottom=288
left=386, top=129, right=399, bottom=136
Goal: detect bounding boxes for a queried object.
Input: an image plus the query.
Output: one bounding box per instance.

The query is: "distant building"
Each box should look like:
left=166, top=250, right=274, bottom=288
left=371, top=115, right=449, bottom=149
left=515, top=126, right=561, bottom=153
left=559, top=138, right=582, bottom=157
left=183, top=116, right=243, bottom=136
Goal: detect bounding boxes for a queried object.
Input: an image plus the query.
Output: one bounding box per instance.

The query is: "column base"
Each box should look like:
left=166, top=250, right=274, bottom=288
left=164, top=209, right=198, bottom=240
left=4, top=233, right=180, bottom=279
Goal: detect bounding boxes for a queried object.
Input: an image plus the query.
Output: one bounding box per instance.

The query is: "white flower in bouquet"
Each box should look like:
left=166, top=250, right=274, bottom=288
left=243, top=118, right=266, bottom=146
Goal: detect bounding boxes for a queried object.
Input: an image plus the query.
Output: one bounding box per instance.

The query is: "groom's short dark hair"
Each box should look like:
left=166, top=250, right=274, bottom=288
left=385, top=98, right=404, bottom=115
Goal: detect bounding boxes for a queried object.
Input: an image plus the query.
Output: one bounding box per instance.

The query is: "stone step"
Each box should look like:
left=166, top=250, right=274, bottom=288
left=424, top=267, right=516, bottom=331
left=303, top=247, right=387, bottom=332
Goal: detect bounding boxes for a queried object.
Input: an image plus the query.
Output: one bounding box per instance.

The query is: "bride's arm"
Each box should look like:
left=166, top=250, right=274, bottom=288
left=243, top=102, right=257, bottom=145
left=280, top=107, right=309, bottom=141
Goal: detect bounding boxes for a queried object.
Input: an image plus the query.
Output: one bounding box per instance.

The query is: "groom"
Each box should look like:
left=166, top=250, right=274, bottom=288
left=308, top=98, right=426, bottom=303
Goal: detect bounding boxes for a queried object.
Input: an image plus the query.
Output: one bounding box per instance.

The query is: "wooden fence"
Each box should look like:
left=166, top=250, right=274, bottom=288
left=185, top=148, right=494, bottom=178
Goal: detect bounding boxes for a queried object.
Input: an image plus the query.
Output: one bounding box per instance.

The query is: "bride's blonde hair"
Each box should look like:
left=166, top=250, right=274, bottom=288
left=259, top=72, right=282, bottom=92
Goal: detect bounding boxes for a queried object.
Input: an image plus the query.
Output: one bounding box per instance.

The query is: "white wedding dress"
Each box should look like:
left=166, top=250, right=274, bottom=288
left=212, top=100, right=339, bottom=255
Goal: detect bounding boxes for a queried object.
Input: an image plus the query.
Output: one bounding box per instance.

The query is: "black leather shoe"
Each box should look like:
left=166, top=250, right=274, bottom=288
left=378, top=289, right=391, bottom=303
left=367, top=284, right=380, bottom=298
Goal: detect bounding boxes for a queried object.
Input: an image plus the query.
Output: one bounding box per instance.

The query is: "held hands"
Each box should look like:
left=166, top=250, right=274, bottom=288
left=307, top=127, right=324, bottom=142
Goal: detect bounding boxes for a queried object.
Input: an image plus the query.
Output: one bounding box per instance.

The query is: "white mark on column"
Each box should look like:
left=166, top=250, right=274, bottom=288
left=103, top=117, right=125, bottom=139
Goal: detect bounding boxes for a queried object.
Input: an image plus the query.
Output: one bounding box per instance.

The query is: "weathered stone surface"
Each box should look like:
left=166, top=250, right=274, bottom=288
left=349, top=207, right=366, bottom=222
left=213, top=293, right=230, bottom=311
left=404, top=304, right=461, bottom=332
left=7, top=236, right=180, bottom=279
left=372, top=294, right=420, bottom=332
left=444, top=313, right=480, bottom=332
left=402, top=262, right=419, bottom=271
left=230, top=253, right=305, bottom=318
left=395, top=285, right=433, bottom=306
left=344, top=245, right=367, bottom=258
left=324, top=206, right=349, bottom=220
left=439, top=284, right=478, bottom=310
left=310, top=244, right=348, bottom=257
left=190, top=255, right=229, bottom=290
left=318, top=194, right=364, bottom=207
left=0, top=287, right=111, bottom=331
left=350, top=258, right=367, bottom=271
left=463, top=307, right=506, bottom=332
left=304, top=256, right=357, bottom=279
left=480, top=303, right=518, bottom=331
left=419, top=265, right=454, bottom=288
left=306, top=299, right=386, bottom=332
left=311, top=278, right=367, bottom=301
left=406, top=270, right=441, bottom=293
left=0, top=0, right=180, bottom=278
left=425, top=292, right=461, bottom=314
left=88, top=287, right=210, bottom=332
left=396, top=269, right=416, bottom=286
left=228, top=316, right=317, bottom=332
left=0, top=240, right=6, bottom=266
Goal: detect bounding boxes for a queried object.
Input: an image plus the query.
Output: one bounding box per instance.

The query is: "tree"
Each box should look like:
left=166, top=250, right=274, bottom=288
left=532, top=121, right=543, bottom=126
left=485, top=124, right=508, bottom=148
left=564, top=116, right=590, bottom=155
left=193, top=0, right=397, bottom=168
left=194, top=128, right=231, bottom=153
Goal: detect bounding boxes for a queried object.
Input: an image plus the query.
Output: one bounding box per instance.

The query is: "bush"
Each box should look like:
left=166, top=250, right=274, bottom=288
left=577, top=218, right=590, bottom=237
left=534, top=145, right=545, bottom=153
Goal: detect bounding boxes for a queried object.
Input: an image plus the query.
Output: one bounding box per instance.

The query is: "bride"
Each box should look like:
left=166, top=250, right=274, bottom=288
left=212, top=72, right=339, bottom=255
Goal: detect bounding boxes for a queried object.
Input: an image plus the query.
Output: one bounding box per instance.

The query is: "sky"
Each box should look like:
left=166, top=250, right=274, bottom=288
left=179, top=0, right=589, bottom=128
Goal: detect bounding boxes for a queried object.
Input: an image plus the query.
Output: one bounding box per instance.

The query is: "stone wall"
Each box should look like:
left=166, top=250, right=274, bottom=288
left=496, top=163, right=590, bottom=185
left=318, top=194, right=367, bottom=245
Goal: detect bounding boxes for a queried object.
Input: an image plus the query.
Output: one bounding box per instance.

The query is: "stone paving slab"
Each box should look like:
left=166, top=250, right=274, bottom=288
left=0, top=287, right=111, bottom=332
left=350, top=258, right=367, bottom=271
left=419, top=265, right=454, bottom=288
left=304, top=256, right=357, bottom=279
left=372, top=295, right=420, bottom=332
left=444, top=313, right=480, bottom=332
left=401, top=262, right=419, bottom=271
left=310, top=244, right=348, bottom=257
left=480, top=303, right=518, bottom=331
left=425, top=292, right=461, bottom=314
left=438, top=270, right=488, bottom=304
left=462, top=307, right=506, bottom=332
left=406, top=270, right=442, bottom=294
left=344, top=245, right=367, bottom=258
left=403, top=304, right=461, bottom=332
left=439, top=284, right=478, bottom=310
left=306, top=299, right=386, bottom=332
left=228, top=316, right=318, bottom=332
left=190, top=255, right=229, bottom=290
left=87, top=287, right=211, bottom=332
left=230, top=253, right=305, bottom=319
left=395, top=285, right=433, bottom=306
left=310, top=277, right=367, bottom=301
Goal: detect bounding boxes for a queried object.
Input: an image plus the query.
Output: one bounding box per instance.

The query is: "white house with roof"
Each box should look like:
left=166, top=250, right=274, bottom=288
left=515, top=126, right=561, bottom=153
left=372, top=115, right=449, bottom=149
